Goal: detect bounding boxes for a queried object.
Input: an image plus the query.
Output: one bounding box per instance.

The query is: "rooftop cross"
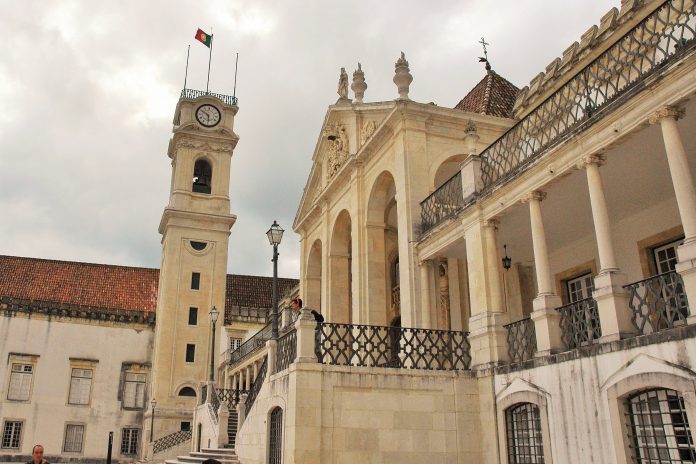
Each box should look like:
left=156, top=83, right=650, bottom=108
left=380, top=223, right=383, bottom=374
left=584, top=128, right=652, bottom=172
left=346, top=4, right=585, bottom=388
left=478, top=37, right=491, bottom=71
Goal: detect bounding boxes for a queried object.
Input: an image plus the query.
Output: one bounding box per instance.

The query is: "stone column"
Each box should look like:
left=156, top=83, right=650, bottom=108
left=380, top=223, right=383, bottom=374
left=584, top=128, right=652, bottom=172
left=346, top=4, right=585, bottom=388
left=419, top=260, right=433, bottom=328
left=524, top=191, right=563, bottom=355
left=296, top=308, right=319, bottom=363
left=580, top=154, right=632, bottom=340
left=651, top=107, right=696, bottom=321
left=266, top=339, right=277, bottom=378
left=484, top=220, right=505, bottom=313
left=244, top=366, right=251, bottom=390
left=231, top=374, right=237, bottom=391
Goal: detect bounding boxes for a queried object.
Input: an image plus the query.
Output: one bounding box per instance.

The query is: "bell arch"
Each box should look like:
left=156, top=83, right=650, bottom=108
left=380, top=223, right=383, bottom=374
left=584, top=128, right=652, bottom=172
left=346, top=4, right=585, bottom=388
left=329, top=210, right=352, bottom=323
left=192, top=158, right=213, bottom=194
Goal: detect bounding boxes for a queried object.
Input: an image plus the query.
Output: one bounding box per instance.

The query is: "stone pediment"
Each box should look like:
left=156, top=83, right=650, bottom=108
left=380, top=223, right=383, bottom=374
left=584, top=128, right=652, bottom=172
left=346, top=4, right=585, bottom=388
left=599, top=353, right=696, bottom=392
left=496, top=377, right=550, bottom=401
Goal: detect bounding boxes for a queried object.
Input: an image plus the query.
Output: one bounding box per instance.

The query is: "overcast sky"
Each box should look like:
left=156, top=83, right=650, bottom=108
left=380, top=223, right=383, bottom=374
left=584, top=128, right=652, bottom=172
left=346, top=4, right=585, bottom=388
left=0, top=0, right=617, bottom=279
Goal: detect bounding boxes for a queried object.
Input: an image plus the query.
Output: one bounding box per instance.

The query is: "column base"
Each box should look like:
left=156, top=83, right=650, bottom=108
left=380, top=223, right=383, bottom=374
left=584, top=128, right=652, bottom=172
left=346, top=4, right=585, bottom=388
left=531, top=294, right=563, bottom=355
left=468, top=312, right=509, bottom=367
left=593, top=270, right=634, bottom=339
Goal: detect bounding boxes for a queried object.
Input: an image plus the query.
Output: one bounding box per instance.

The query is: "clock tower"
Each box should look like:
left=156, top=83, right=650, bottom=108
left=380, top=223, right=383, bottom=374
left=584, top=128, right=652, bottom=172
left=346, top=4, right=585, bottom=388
left=150, top=90, right=239, bottom=439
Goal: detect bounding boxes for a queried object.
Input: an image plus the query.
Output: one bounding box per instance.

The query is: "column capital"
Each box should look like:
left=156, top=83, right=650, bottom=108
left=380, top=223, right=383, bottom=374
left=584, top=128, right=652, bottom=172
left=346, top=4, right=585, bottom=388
left=484, top=218, right=500, bottom=229
left=649, top=106, right=685, bottom=125
left=577, top=153, right=606, bottom=169
left=522, top=190, right=547, bottom=204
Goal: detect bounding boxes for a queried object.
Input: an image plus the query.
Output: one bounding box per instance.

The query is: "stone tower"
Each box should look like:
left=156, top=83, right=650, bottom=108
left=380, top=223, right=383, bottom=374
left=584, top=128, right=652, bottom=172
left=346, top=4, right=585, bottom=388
left=150, top=91, right=239, bottom=438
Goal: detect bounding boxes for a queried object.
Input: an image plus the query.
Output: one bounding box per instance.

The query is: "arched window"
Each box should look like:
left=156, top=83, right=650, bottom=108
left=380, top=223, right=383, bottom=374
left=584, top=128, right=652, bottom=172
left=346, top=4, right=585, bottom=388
left=192, top=159, right=212, bottom=194
left=269, top=407, right=283, bottom=464
left=505, top=402, right=544, bottom=463
left=178, top=386, right=196, bottom=397
left=626, top=388, right=696, bottom=461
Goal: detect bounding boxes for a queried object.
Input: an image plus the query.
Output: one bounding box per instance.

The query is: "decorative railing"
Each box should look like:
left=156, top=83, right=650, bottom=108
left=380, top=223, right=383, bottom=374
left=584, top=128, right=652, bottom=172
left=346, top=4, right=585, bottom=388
left=180, top=88, right=238, bottom=106
left=215, top=387, right=248, bottom=408
left=229, top=322, right=273, bottom=365
left=245, top=357, right=267, bottom=415
left=557, top=297, right=602, bottom=350
left=210, top=386, right=221, bottom=421
left=505, top=317, right=537, bottom=363
left=153, top=430, right=192, bottom=454
left=420, top=171, right=464, bottom=233
left=275, top=327, right=297, bottom=373
left=317, top=323, right=471, bottom=370
left=420, top=0, right=696, bottom=233
left=624, top=271, right=690, bottom=335
left=199, top=384, right=208, bottom=406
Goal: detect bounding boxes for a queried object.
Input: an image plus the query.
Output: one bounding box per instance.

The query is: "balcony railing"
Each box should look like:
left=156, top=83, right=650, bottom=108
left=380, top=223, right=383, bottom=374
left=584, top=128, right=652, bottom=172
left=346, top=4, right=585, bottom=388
left=420, top=0, right=696, bottom=234
left=557, top=297, right=602, bottom=350
left=420, top=171, right=464, bottom=233
left=180, top=88, right=238, bottom=106
left=245, top=356, right=267, bottom=415
left=275, top=327, right=297, bottom=373
left=624, top=271, right=690, bottom=335
left=317, top=322, right=471, bottom=370
left=229, top=322, right=272, bottom=365
left=505, top=317, right=537, bottom=363
left=215, top=387, right=248, bottom=408
left=152, top=430, right=192, bottom=454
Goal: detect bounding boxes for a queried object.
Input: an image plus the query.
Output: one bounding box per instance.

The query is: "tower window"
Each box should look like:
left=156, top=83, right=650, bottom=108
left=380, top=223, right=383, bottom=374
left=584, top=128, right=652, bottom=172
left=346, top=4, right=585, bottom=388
left=188, top=307, right=198, bottom=326
left=190, top=241, right=207, bottom=251
left=185, top=344, right=195, bottom=363
left=191, top=272, right=200, bottom=290
left=178, top=387, right=196, bottom=397
left=192, top=159, right=212, bottom=194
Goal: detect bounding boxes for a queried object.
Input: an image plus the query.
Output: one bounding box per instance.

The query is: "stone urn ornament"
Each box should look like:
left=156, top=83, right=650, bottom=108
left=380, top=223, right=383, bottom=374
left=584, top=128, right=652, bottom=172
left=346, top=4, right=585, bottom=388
left=393, top=51, right=412, bottom=100
left=351, top=63, right=367, bottom=103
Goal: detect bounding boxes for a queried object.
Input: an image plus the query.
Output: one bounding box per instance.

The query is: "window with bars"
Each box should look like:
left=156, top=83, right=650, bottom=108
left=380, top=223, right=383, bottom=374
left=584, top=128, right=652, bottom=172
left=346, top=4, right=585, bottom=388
left=120, top=428, right=140, bottom=455
left=1, top=421, right=22, bottom=449
left=63, top=424, right=84, bottom=453
left=68, top=368, right=93, bottom=405
left=626, top=388, right=696, bottom=463
left=7, top=364, right=33, bottom=401
left=505, top=403, right=545, bottom=464
left=123, top=373, right=146, bottom=409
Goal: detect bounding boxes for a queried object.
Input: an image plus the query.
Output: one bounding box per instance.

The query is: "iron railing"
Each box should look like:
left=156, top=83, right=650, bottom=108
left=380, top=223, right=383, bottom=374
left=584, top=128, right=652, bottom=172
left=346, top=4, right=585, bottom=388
left=317, top=322, right=471, bottom=370
left=624, top=271, right=690, bottom=335
left=275, top=327, right=297, bottom=373
left=180, top=88, right=238, bottom=106
left=210, top=387, right=221, bottom=421
left=199, top=384, right=208, bottom=405
left=420, top=171, right=464, bottom=233
left=420, top=0, right=696, bottom=233
left=229, top=322, right=273, bottom=365
left=504, top=317, right=537, bottom=363
left=557, top=297, right=602, bottom=350
left=153, top=430, right=192, bottom=454
left=215, top=387, right=248, bottom=408
left=245, top=357, right=267, bottom=415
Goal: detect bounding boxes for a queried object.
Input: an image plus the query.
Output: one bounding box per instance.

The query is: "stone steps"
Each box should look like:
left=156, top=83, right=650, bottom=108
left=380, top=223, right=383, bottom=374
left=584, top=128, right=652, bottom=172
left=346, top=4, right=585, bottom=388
left=165, top=448, right=239, bottom=464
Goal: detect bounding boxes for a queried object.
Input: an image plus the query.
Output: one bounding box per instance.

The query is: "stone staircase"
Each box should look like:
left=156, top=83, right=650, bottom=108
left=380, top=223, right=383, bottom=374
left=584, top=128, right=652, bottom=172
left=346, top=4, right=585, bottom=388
left=226, top=410, right=239, bottom=449
left=165, top=447, right=240, bottom=464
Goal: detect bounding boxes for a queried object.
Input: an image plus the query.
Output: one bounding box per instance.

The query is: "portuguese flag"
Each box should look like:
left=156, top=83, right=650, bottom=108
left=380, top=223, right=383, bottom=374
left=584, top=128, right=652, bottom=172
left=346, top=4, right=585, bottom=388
left=195, top=28, right=212, bottom=48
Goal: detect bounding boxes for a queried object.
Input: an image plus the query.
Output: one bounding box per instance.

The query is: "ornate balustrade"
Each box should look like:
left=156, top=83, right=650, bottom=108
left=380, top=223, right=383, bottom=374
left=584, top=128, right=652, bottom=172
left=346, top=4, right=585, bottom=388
left=317, top=322, right=471, bottom=370
left=225, top=306, right=268, bottom=324
left=210, top=386, right=221, bottom=421
left=275, top=327, right=297, bottom=373
left=245, top=357, right=267, bottom=415
left=624, top=271, right=690, bottom=335
left=229, top=322, right=273, bottom=365
left=504, top=317, right=537, bottom=363
left=557, top=297, right=602, bottom=350
left=180, top=88, right=238, bottom=106
left=420, top=0, right=696, bottom=234
left=215, top=387, right=248, bottom=408
left=153, top=430, right=192, bottom=454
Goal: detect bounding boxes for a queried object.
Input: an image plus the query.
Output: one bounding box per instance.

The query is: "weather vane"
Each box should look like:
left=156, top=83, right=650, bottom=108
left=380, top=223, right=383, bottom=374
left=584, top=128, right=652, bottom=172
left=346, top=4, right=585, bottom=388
left=478, top=37, right=491, bottom=71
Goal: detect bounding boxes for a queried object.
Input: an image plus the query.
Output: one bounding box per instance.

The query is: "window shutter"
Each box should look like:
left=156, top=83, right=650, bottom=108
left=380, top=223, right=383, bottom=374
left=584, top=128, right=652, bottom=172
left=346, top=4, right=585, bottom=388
left=8, top=365, right=32, bottom=401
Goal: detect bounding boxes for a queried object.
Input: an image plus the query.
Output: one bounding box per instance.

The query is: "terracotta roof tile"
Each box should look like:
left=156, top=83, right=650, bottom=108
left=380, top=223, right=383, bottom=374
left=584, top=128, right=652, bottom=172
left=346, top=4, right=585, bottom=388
left=225, top=274, right=299, bottom=320
left=454, top=70, right=519, bottom=118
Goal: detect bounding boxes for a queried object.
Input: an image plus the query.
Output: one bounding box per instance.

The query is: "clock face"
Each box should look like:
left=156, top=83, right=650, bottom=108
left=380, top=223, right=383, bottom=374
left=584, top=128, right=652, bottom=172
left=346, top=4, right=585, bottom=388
left=195, top=104, right=221, bottom=127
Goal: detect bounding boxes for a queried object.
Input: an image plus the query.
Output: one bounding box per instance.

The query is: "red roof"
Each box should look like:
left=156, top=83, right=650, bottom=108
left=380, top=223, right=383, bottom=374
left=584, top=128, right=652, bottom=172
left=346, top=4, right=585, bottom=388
left=454, top=70, right=519, bottom=118
left=0, top=255, right=298, bottom=316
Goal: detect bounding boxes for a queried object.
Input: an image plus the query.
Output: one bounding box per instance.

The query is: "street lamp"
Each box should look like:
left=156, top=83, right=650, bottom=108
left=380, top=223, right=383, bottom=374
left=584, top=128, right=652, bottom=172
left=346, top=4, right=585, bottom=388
left=209, top=306, right=219, bottom=382
left=266, top=220, right=284, bottom=339
left=150, top=398, right=157, bottom=442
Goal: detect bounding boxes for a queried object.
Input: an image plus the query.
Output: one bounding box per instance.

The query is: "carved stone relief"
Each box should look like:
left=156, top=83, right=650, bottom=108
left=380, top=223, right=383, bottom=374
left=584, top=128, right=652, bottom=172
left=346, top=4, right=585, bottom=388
left=324, top=124, right=349, bottom=180
left=360, top=120, right=377, bottom=145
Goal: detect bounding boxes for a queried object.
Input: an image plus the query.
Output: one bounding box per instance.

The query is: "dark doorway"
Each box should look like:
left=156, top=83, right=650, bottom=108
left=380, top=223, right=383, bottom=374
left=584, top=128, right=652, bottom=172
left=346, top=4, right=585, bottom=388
left=269, top=407, right=283, bottom=464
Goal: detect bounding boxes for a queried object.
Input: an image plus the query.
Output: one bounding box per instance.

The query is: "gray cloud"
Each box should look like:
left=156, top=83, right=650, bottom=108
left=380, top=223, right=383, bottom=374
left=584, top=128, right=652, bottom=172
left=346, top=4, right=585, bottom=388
left=0, top=0, right=617, bottom=278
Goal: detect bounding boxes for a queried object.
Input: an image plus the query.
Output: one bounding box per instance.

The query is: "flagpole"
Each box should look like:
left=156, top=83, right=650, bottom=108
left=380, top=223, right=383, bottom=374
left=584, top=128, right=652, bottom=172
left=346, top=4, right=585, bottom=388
left=206, top=34, right=214, bottom=93
left=233, top=53, right=239, bottom=100
left=184, top=45, right=190, bottom=90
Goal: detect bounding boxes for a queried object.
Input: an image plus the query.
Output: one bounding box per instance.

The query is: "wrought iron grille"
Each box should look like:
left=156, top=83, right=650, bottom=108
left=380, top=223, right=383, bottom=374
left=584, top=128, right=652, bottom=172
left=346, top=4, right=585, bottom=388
left=505, top=317, right=537, bottom=363
left=215, top=387, right=248, bottom=408
left=152, top=430, right=192, bottom=454
left=210, top=386, right=221, bottom=420
left=625, top=271, right=690, bottom=335
left=180, top=88, right=238, bottom=106
left=626, top=388, right=696, bottom=462
left=229, top=322, right=273, bottom=365
left=506, top=403, right=545, bottom=464
left=275, top=327, right=297, bottom=373
left=199, top=384, right=208, bottom=406
left=420, top=171, right=464, bottom=233
left=245, top=357, right=267, bottom=415
left=557, top=297, right=602, bottom=350
left=317, top=322, right=471, bottom=370
left=269, top=407, right=283, bottom=464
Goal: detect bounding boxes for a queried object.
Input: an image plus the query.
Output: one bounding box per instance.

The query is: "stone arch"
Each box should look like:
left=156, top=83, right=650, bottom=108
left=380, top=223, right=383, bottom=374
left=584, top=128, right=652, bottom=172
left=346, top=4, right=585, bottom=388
left=305, top=239, right=322, bottom=311
left=177, top=385, right=197, bottom=398
left=329, top=210, right=352, bottom=323
left=192, top=157, right=213, bottom=194
left=366, top=171, right=398, bottom=325
left=430, top=153, right=467, bottom=191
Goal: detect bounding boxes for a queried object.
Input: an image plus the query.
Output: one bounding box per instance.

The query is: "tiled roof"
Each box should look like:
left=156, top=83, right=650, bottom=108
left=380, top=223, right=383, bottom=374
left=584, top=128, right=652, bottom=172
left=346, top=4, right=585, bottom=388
left=0, top=255, right=299, bottom=316
left=454, top=70, right=519, bottom=118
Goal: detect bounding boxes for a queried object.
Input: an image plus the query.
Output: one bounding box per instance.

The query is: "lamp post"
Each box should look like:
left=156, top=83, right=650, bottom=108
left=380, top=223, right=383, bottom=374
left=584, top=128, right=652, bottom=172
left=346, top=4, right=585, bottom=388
left=209, top=306, right=219, bottom=382
left=266, top=220, right=284, bottom=339
left=150, top=398, right=157, bottom=442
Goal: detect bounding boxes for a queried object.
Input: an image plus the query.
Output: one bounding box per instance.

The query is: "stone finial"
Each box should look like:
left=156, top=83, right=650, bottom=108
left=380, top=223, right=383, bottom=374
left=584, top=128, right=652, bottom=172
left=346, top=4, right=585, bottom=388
left=337, top=67, right=351, bottom=105
left=393, top=51, right=413, bottom=100
left=351, top=63, right=367, bottom=103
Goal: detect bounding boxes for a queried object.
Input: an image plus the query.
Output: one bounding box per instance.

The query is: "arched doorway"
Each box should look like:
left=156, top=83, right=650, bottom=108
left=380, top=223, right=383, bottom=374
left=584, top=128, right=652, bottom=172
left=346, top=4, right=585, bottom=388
left=268, top=407, right=283, bottom=464
left=306, top=239, right=322, bottom=311
left=329, top=210, right=352, bottom=323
